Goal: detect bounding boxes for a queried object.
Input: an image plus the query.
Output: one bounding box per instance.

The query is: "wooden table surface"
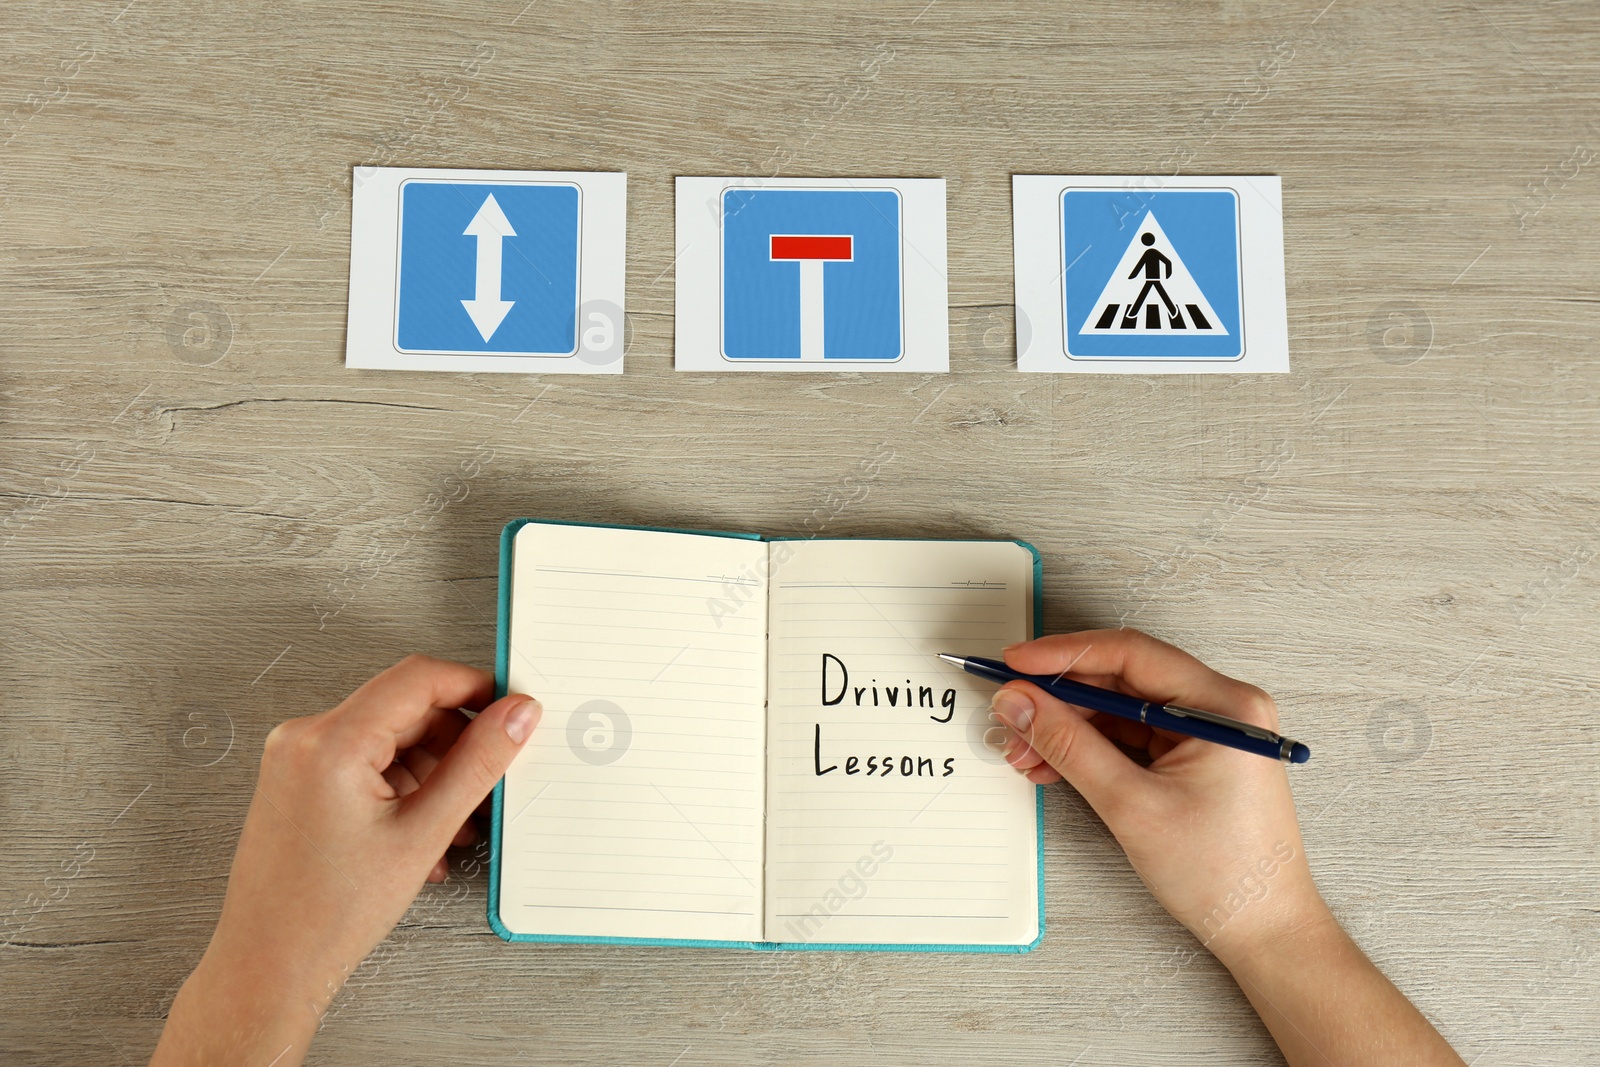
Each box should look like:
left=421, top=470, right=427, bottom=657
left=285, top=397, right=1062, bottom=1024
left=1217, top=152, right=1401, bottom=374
left=3, top=1, right=1597, bottom=1063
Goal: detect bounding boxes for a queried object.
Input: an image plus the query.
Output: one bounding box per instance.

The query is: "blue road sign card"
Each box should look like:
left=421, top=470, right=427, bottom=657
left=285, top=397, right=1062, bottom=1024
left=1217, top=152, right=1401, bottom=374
left=397, top=181, right=580, bottom=356
left=1012, top=175, right=1288, bottom=373
left=346, top=168, right=628, bottom=374
left=675, top=177, right=948, bottom=372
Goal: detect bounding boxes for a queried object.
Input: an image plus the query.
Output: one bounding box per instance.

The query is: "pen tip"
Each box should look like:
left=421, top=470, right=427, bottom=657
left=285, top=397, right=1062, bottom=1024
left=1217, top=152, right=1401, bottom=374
left=936, top=653, right=963, bottom=665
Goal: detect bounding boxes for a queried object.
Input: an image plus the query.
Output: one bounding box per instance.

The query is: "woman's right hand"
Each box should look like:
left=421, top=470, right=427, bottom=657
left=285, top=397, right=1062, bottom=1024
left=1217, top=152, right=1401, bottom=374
left=992, top=629, right=1466, bottom=1066
left=990, top=628, right=1329, bottom=959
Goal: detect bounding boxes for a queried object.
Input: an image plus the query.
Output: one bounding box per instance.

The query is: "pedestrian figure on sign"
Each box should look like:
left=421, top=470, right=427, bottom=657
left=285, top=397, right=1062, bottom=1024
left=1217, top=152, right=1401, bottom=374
left=1123, top=231, right=1182, bottom=328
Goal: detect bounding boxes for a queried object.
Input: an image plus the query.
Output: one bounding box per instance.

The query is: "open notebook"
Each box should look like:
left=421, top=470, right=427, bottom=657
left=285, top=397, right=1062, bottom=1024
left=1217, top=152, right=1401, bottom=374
left=488, top=519, right=1044, bottom=952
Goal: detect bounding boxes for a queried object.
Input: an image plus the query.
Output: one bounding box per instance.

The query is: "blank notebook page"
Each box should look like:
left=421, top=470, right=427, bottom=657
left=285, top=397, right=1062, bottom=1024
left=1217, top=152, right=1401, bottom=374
left=763, top=539, right=1039, bottom=946
left=499, top=524, right=768, bottom=942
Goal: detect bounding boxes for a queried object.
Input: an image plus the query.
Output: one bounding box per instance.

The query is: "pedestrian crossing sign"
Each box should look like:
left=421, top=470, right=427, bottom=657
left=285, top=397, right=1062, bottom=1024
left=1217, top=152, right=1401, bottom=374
left=1013, top=175, right=1286, bottom=373
left=1063, top=188, right=1243, bottom=359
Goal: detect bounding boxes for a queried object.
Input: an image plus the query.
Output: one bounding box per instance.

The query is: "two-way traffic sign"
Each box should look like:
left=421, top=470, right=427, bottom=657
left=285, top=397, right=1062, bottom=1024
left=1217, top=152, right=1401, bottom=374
left=346, top=168, right=629, bottom=375
left=395, top=179, right=581, bottom=356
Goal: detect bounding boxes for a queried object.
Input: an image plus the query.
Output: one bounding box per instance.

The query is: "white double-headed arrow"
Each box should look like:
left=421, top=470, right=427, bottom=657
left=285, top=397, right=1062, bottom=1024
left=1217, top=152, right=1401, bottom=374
left=461, top=194, right=516, bottom=341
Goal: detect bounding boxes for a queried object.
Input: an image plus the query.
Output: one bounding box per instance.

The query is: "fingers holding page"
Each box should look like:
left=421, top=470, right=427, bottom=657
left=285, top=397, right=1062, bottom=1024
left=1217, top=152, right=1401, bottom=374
left=331, top=655, right=496, bottom=754
left=407, top=704, right=473, bottom=763
left=399, top=694, right=542, bottom=844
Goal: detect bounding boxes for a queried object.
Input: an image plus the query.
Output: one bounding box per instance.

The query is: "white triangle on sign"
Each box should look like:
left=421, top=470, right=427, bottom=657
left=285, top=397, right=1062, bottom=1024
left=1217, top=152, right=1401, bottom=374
left=1078, top=212, right=1229, bottom=336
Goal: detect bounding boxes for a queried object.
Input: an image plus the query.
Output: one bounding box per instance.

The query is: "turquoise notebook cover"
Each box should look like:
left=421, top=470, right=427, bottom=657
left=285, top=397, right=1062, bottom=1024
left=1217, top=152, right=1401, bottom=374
left=487, top=517, right=1046, bottom=953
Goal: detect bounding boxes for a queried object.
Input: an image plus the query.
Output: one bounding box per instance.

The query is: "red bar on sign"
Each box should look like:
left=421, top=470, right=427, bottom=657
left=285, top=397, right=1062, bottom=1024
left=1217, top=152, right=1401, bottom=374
left=770, top=235, right=853, bottom=261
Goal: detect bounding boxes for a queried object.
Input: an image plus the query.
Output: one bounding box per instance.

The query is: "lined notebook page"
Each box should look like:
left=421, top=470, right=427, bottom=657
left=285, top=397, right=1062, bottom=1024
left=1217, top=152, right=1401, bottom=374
left=499, top=524, right=768, bottom=942
left=762, top=539, right=1038, bottom=946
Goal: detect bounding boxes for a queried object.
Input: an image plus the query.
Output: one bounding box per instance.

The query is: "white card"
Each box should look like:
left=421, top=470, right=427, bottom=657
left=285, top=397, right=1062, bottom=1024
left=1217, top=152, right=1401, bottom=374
left=1013, top=175, right=1288, bottom=374
left=674, top=177, right=948, bottom=372
left=346, top=167, right=627, bottom=374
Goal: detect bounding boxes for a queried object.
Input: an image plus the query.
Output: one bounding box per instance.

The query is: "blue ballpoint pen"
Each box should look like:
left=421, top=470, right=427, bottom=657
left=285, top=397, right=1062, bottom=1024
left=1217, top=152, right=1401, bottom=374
left=937, top=654, right=1311, bottom=764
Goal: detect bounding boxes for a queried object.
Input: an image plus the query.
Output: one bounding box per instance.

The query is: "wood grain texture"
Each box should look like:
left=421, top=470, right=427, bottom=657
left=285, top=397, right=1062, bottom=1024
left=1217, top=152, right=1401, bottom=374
left=2, top=0, right=1597, bottom=1063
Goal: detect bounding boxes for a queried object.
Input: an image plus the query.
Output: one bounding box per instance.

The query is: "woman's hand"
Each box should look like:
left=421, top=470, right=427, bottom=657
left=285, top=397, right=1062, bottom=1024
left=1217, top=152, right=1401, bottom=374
left=993, top=628, right=1323, bottom=954
left=151, top=655, right=541, bottom=1067
left=994, top=628, right=1464, bottom=1066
